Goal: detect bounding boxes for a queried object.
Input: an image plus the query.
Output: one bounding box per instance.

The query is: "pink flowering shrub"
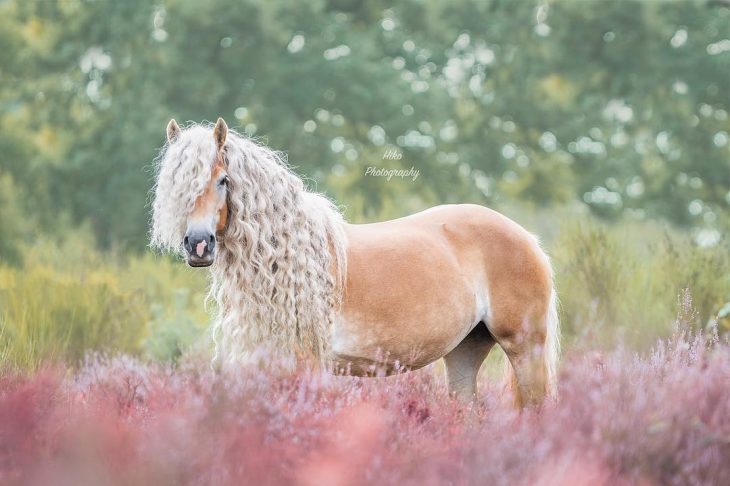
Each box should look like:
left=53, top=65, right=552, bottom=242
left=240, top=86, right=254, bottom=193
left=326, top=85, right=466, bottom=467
left=1, top=333, right=728, bottom=486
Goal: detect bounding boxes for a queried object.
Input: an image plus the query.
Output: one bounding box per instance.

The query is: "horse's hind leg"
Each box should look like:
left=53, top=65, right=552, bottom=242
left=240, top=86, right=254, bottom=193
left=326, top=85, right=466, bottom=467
left=504, top=343, right=548, bottom=408
left=488, top=311, right=550, bottom=408
left=443, top=323, right=495, bottom=401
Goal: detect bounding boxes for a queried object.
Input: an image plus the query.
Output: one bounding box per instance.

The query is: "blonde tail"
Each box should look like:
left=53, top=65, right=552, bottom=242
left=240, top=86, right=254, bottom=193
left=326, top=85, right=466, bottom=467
left=504, top=287, right=561, bottom=402
left=544, top=288, right=561, bottom=399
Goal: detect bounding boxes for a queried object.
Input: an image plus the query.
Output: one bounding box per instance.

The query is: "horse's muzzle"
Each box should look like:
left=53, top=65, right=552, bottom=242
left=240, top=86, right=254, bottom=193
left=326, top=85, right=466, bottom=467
left=184, top=230, right=216, bottom=267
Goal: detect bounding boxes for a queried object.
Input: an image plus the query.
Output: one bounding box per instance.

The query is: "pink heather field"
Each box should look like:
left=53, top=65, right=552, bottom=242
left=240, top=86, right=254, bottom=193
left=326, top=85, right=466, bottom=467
left=1, top=331, right=728, bottom=486
left=3, top=2, right=730, bottom=484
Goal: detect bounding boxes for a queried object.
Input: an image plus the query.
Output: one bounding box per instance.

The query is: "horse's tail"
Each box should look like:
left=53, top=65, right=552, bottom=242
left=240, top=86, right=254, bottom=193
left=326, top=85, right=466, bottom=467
left=543, top=287, right=561, bottom=398
left=505, top=285, right=560, bottom=402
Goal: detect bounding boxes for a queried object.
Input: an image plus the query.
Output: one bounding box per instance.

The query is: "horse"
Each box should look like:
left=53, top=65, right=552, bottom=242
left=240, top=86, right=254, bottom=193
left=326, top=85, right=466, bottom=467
left=151, top=118, right=560, bottom=407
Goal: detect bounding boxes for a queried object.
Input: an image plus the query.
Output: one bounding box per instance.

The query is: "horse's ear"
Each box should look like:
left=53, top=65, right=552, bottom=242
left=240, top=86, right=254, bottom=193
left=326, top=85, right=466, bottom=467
left=166, top=119, right=180, bottom=143
left=213, top=117, right=228, bottom=151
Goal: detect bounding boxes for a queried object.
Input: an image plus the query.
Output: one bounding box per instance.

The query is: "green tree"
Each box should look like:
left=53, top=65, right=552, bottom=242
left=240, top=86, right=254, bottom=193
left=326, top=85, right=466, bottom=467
left=0, top=0, right=727, bottom=255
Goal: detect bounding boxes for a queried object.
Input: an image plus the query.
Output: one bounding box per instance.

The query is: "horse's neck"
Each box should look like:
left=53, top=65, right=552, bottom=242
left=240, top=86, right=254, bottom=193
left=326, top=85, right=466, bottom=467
left=299, top=191, right=347, bottom=294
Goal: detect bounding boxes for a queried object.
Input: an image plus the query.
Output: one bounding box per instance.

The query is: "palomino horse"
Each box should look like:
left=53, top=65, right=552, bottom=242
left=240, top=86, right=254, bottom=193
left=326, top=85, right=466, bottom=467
left=151, top=118, right=559, bottom=406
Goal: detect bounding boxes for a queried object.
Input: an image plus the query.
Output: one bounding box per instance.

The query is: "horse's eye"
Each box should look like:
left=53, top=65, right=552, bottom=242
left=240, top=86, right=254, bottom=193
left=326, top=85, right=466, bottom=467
left=218, top=176, right=229, bottom=188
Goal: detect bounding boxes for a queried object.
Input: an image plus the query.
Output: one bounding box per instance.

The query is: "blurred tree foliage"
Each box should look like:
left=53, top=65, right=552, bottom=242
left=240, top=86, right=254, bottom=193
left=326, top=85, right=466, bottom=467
left=0, top=0, right=728, bottom=255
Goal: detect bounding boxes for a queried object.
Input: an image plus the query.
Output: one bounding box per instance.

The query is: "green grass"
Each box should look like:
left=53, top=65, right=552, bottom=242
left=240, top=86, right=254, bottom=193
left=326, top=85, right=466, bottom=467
left=1, top=216, right=728, bottom=371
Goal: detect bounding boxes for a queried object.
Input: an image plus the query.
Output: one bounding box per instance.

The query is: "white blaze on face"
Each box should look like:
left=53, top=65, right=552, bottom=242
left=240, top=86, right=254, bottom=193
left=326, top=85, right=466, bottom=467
left=196, top=240, right=207, bottom=257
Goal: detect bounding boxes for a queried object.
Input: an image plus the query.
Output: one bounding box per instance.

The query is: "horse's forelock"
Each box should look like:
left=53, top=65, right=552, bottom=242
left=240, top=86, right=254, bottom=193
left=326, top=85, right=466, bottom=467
left=150, top=124, right=218, bottom=252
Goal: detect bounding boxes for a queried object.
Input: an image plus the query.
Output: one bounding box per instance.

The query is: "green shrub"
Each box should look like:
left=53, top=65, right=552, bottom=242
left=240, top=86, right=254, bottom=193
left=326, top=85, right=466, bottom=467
left=143, top=288, right=208, bottom=363
left=552, top=219, right=730, bottom=348
left=0, top=264, right=148, bottom=370
left=0, top=236, right=210, bottom=370
left=0, top=173, right=30, bottom=264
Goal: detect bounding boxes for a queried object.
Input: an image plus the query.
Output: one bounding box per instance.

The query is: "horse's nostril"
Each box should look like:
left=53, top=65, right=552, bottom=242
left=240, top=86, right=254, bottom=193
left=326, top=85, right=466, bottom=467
left=184, top=232, right=214, bottom=256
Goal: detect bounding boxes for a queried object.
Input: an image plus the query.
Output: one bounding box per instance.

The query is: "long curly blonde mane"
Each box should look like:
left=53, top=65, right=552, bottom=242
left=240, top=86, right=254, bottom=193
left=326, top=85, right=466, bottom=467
left=150, top=123, right=347, bottom=365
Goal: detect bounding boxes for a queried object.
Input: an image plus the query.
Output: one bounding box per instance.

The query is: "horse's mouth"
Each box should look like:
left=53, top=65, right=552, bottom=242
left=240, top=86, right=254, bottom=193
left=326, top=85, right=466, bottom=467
left=187, top=256, right=214, bottom=267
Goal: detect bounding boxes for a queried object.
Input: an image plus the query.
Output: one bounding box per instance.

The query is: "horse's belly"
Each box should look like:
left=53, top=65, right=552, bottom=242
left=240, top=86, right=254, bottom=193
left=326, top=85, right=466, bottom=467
left=331, top=301, right=477, bottom=374
left=331, top=244, right=483, bottom=375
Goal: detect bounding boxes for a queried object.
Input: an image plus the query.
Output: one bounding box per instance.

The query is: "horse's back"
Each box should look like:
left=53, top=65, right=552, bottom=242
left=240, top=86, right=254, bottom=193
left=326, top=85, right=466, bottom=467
left=353, top=203, right=551, bottom=295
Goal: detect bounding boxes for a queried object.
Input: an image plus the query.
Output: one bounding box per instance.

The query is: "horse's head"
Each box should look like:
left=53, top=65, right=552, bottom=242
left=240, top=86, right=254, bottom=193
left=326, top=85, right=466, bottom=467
left=166, top=117, right=230, bottom=267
